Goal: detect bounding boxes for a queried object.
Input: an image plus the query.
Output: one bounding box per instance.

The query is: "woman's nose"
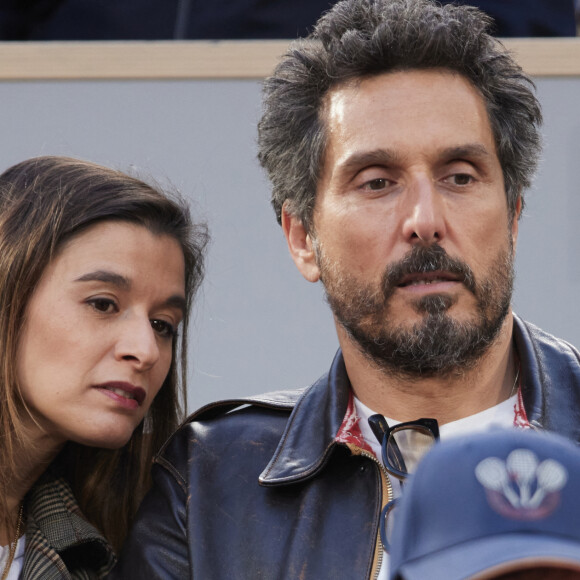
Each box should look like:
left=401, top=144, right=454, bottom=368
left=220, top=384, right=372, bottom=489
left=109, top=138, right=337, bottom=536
left=114, top=316, right=160, bottom=371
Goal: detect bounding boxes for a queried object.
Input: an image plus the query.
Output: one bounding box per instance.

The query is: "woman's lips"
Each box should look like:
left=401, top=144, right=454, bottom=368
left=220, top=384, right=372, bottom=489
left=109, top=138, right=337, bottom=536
left=94, top=381, right=146, bottom=410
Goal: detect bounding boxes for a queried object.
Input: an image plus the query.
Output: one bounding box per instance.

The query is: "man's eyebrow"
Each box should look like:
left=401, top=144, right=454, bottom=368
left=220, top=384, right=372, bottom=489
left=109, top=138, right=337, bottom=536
left=338, top=144, right=492, bottom=175
left=440, top=144, right=492, bottom=161
left=75, top=270, right=131, bottom=289
left=339, top=148, right=401, bottom=174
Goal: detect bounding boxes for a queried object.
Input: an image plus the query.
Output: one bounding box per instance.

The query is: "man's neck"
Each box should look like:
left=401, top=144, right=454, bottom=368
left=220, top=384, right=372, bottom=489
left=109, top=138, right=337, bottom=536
left=338, top=312, right=517, bottom=426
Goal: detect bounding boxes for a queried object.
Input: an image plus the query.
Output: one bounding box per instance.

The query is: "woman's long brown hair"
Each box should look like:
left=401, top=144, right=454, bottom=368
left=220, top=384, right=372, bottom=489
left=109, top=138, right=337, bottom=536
left=0, top=156, right=208, bottom=552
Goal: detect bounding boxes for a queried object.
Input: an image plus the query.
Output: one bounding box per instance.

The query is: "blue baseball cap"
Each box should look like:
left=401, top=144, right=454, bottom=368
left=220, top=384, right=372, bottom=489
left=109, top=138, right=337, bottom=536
left=389, top=429, right=580, bottom=580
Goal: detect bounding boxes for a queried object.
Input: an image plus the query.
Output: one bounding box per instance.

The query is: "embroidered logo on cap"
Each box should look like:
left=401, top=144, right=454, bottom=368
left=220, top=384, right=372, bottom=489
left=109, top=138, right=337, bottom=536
left=475, top=448, right=567, bottom=520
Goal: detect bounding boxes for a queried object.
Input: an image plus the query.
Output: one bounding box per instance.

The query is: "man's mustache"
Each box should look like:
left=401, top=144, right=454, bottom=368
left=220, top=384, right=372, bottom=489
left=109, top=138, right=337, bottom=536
left=381, top=244, right=476, bottom=299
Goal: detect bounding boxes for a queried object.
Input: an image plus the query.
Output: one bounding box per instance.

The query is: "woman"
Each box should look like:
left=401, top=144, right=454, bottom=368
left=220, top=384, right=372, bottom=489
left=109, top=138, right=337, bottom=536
left=0, top=156, right=208, bottom=578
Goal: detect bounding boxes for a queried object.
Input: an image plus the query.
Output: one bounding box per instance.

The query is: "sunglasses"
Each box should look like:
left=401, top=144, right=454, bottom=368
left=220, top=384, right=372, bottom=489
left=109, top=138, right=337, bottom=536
left=368, top=414, right=440, bottom=551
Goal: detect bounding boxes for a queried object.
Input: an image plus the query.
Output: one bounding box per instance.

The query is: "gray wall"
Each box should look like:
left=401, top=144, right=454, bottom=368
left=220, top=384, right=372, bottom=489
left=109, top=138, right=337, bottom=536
left=0, top=77, right=578, bottom=410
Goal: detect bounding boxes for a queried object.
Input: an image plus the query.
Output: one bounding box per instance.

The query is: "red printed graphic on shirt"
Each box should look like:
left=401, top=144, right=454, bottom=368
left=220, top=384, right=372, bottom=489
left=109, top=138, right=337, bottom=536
left=513, top=384, right=530, bottom=428
left=335, top=392, right=375, bottom=455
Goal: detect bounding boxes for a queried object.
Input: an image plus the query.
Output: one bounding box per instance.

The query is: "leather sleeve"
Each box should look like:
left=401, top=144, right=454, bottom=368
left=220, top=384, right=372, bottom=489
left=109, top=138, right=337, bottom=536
left=109, top=445, right=190, bottom=578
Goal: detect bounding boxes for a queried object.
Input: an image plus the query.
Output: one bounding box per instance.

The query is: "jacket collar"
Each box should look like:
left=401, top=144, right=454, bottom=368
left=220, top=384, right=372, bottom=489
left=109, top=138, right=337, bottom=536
left=259, top=350, right=350, bottom=485
left=23, top=468, right=116, bottom=577
left=513, top=313, right=580, bottom=438
left=261, top=313, right=580, bottom=485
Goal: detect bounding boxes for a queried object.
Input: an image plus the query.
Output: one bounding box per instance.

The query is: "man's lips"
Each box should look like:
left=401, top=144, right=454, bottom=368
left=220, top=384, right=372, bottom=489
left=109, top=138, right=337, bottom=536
left=94, top=382, right=146, bottom=407
left=397, top=271, right=463, bottom=288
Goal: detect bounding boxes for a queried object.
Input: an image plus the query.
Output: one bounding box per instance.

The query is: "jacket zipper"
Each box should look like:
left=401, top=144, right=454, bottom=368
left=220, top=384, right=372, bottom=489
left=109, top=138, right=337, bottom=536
left=360, top=450, right=393, bottom=580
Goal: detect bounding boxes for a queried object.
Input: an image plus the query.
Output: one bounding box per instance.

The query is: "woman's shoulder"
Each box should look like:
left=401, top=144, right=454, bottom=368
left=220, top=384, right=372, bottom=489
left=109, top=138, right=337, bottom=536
left=23, top=470, right=116, bottom=579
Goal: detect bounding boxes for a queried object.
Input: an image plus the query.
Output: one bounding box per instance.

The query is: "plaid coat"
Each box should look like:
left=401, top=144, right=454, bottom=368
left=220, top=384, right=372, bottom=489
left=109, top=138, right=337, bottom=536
left=21, top=470, right=116, bottom=579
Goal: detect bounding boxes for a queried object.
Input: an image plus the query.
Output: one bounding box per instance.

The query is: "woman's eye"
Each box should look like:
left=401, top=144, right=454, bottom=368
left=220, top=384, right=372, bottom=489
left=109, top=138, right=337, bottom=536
left=150, top=319, right=176, bottom=339
left=87, top=298, right=117, bottom=313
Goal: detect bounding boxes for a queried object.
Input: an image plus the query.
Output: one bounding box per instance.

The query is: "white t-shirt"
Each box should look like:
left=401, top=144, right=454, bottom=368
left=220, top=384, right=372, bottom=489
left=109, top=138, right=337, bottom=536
left=354, top=394, right=520, bottom=580
left=0, top=534, right=26, bottom=580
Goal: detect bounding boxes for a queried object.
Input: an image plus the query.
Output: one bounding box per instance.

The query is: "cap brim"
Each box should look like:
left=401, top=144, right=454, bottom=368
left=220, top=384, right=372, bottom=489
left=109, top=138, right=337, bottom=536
left=472, top=556, right=580, bottom=579
left=395, top=533, right=580, bottom=580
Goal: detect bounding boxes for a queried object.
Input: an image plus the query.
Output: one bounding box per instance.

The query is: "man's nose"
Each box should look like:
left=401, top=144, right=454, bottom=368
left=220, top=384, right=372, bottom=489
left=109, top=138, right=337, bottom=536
left=114, top=316, right=160, bottom=371
left=401, top=176, right=447, bottom=245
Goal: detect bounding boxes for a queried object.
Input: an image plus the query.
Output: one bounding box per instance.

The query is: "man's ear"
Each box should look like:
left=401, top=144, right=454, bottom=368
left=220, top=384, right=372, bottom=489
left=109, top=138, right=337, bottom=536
left=281, top=202, right=320, bottom=283
left=511, top=194, right=522, bottom=253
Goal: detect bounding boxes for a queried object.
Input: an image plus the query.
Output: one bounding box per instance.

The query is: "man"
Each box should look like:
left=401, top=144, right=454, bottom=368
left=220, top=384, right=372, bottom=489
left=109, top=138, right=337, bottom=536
left=388, top=429, right=580, bottom=580
left=113, top=0, right=580, bottom=578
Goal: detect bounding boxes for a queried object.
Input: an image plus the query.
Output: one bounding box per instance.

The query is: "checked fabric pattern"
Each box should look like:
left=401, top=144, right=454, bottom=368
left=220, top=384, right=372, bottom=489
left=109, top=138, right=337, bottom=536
left=21, top=470, right=115, bottom=579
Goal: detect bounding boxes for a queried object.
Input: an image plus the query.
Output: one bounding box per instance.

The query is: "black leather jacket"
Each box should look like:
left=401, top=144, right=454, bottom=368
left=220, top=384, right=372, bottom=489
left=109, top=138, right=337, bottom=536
left=112, top=315, right=580, bottom=579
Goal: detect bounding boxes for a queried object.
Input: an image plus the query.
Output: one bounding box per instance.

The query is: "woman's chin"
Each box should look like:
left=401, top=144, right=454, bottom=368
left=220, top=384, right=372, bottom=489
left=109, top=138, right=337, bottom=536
left=71, top=427, right=137, bottom=450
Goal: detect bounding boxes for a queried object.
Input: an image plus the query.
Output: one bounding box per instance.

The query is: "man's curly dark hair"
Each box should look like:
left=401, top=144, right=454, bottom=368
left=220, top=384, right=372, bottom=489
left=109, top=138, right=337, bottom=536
left=258, top=0, right=543, bottom=232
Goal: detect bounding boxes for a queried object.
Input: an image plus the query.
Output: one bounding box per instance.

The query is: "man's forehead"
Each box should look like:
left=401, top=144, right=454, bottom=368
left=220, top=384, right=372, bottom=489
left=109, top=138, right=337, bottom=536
left=320, top=69, right=497, bottom=163
left=324, top=68, right=482, bottom=117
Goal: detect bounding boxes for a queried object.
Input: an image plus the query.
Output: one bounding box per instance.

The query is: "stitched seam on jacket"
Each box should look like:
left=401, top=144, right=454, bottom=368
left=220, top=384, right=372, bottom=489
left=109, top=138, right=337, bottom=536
left=261, top=442, right=338, bottom=484
left=189, top=392, right=305, bottom=421
left=155, top=455, right=188, bottom=495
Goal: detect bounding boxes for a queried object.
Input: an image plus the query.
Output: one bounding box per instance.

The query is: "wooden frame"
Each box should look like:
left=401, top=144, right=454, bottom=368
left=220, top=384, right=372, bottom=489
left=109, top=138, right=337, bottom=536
left=0, top=38, right=579, bottom=80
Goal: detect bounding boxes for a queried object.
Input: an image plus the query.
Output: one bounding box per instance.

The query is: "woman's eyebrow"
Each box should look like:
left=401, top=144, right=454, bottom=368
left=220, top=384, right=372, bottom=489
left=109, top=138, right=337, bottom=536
left=75, top=270, right=131, bottom=290
left=165, top=295, right=187, bottom=317
left=76, top=270, right=187, bottom=315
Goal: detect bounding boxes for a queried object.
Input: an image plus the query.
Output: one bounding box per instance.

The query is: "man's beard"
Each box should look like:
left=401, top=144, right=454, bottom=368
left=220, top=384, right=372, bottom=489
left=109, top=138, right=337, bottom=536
left=317, top=240, right=514, bottom=379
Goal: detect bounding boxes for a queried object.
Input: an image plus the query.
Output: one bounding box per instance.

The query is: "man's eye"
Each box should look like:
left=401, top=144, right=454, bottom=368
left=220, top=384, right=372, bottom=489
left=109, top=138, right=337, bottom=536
left=87, top=298, right=117, bottom=313
left=367, top=178, right=388, bottom=190
left=452, top=174, right=473, bottom=186
left=151, top=319, right=176, bottom=338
